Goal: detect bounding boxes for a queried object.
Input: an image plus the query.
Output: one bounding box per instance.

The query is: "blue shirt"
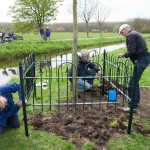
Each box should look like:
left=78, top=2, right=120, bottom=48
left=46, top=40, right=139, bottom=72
left=0, top=82, right=22, bottom=126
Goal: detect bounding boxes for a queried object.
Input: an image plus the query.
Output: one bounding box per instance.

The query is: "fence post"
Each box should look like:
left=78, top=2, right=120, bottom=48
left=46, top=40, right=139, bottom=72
left=127, top=60, right=138, bottom=134
left=102, top=50, right=106, bottom=95
left=19, top=61, right=29, bottom=137
left=32, top=52, right=36, bottom=98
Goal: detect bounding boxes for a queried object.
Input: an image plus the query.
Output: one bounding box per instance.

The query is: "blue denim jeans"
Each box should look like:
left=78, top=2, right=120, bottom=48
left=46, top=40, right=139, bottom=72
left=128, top=55, right=150, bottom=109
left=77, top=70, right=96, bottom=90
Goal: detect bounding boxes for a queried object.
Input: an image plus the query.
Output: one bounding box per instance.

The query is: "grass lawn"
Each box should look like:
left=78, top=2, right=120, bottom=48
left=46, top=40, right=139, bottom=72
left=0, top=122, right=77, bottom=150
left=18, top=32, right=121, bottom=41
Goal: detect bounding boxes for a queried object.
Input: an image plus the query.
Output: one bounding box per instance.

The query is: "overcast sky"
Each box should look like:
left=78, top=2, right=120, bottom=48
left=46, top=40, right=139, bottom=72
left=0, top=0, right=150, bottom=23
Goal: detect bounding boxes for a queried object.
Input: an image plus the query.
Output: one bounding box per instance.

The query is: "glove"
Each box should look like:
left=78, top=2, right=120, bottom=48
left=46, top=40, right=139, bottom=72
left=97, top=71, right=103, bottom=75
left=97, top=71, right=102, bottom=80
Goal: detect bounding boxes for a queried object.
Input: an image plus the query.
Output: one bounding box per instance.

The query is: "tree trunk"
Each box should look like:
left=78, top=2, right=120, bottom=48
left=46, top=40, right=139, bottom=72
left=99, top=29, right=102, bottom=37
left=72, top=0, right=78, bottom=103
left=86, top=21, right=89, bottom=37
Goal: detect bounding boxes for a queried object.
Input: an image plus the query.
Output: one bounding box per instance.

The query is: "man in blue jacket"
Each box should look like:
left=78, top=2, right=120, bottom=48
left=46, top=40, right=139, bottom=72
left=68, top=50, right=101, bottom=92
left=45, top=26, right=51, bottom=41
left=118, top=24, right=150, bottom=112
left=0, top=82, right=26, bottom=134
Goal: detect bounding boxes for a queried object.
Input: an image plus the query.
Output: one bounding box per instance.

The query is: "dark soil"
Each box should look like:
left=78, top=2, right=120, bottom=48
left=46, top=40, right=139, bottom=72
left=29, top=87, right=150, bottom=150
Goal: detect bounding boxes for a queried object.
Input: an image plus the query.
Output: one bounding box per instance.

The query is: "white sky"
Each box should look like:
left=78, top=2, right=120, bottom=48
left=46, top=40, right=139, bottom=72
left=0, top=0, right=150, bottom=23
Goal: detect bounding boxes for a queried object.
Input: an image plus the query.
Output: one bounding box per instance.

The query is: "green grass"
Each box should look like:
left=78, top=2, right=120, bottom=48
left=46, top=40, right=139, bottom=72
left=108, top=132, right=150, bottom=150
left=0, top=122, right=77, bottom=150
left=18, top=32, right=121, bottom=41
left=19, top=32, right=150, bottom=41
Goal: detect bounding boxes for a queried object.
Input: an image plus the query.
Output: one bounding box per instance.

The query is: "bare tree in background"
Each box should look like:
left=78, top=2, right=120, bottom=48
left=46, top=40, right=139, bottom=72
left=95, top=3, right=110, bottom=36
left=78, top=0, right=98, bottom=37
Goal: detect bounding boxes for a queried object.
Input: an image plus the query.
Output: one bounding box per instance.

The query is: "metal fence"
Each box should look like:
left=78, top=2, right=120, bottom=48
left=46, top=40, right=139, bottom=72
left=19, top=49, right=137, bottom=136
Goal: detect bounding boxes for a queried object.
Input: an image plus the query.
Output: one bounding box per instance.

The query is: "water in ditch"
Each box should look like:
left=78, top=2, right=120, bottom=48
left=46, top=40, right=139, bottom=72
left=0, top=43, right=125, bottom=84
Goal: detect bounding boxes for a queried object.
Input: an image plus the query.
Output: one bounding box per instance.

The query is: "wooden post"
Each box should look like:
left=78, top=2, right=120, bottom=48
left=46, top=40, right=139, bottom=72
left=72, top=0, right=78, bottom=107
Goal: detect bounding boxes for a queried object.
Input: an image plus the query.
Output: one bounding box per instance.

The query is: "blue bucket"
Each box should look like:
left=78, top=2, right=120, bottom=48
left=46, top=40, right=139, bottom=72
left=108, top=90, right=117, bottom=101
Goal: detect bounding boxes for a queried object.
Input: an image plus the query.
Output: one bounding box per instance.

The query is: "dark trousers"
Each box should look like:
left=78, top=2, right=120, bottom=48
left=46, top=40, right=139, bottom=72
left=0, top=114, right=20, bottom=134
left=128, top=55, right=150, bottom=109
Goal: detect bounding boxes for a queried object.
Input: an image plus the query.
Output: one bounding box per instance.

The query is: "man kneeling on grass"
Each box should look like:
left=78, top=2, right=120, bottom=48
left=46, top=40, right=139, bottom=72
left=68, top=50, right=101, bottom=92
left=0, top=82, right=27, bottom=134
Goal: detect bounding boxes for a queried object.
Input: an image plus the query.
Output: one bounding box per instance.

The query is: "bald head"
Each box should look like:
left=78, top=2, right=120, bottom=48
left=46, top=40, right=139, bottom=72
left=0, top=96, right=7, bottom=111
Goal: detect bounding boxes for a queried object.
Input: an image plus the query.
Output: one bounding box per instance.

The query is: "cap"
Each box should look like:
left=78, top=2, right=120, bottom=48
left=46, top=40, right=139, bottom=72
left=119, top=24, right=129, bottom=34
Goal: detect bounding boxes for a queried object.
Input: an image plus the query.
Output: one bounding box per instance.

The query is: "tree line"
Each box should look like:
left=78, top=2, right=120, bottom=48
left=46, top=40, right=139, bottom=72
left=1, top=18, right=150, bottom=34
left=49, top=18, right=150, bottom=34
left=0, top=0, right=150, bottom=36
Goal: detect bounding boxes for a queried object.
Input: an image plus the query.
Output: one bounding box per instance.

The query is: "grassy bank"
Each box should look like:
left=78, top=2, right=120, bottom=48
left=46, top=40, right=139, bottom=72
left=0, top=37, right=125, bottom=60
left=1, top=32, right=150, bottom=61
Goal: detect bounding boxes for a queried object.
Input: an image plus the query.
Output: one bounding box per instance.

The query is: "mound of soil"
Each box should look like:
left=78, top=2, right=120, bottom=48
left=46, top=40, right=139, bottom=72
left=29, top=87, right=150, bottom=150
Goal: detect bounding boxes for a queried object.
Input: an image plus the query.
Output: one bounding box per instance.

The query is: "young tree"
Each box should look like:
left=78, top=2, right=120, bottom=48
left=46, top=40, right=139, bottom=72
left=78, top=0, right=98, bottom=37
left=72, top=0, right=78, bottom=102
left=9, top=0, right=63, bottom=30
left=95, top=3, right=110, bottom=36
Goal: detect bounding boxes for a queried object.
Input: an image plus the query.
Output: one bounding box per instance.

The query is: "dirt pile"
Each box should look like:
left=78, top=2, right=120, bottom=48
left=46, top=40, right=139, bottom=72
left=29, top=87, right=150, bottom=150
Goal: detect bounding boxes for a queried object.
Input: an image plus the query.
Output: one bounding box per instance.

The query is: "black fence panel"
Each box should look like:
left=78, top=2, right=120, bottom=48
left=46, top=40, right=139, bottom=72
left=19, top=49, right=137, bottom=136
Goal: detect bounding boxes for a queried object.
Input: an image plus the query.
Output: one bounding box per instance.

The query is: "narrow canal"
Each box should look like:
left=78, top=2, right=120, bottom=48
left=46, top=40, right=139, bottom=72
left=0, top=43, right=125, bottom=84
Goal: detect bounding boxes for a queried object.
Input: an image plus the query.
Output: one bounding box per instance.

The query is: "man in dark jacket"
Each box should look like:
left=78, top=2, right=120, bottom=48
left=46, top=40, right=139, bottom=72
left=40, top=27, right=45, bottom=40
left=0, top=82, right=27, bottom=134
left=68, top=50, right=101, bottom=92
left=118, top=24, right=150, bottom=112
